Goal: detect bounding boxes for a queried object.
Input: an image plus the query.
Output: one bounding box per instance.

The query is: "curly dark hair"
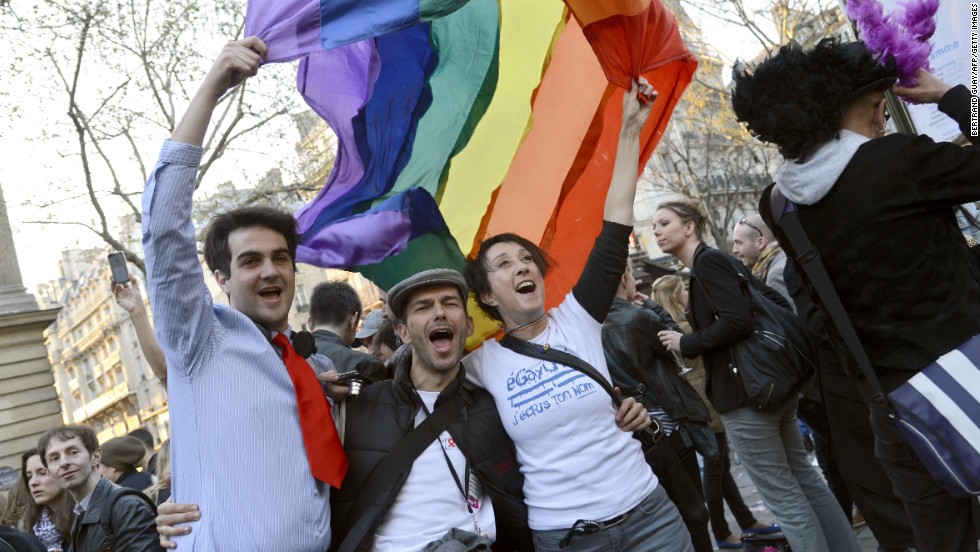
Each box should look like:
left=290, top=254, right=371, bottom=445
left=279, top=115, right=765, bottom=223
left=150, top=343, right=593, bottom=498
left=731, top=38, right=898, bottom=162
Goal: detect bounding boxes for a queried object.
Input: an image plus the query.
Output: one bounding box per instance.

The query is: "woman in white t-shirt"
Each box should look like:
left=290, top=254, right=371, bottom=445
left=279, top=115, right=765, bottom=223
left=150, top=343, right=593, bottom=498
left=463, top=79, right=694, bottom=552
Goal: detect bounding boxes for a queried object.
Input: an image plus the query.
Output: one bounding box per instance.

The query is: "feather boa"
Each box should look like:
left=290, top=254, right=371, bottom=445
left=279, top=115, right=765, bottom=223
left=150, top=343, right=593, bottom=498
left=846, top=0, right=938, bottom=87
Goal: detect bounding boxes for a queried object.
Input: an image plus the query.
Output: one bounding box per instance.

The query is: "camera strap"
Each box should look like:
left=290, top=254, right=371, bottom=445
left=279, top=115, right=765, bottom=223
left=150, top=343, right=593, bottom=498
left=340, top=391, right=466, bottom=552
left=500, top=334, right=662, bottom=444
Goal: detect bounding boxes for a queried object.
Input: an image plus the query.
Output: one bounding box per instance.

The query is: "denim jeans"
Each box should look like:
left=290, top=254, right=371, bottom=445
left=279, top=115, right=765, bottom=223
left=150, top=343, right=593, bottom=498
left=702, top=431, right=758, bottom=540
left=797, top=396, right=852, bottom=523
left=867, top=400, right=979, bottom=552
left=531, top=485, right=694, bottom=552
left=722, top=397, right=860, bottom=552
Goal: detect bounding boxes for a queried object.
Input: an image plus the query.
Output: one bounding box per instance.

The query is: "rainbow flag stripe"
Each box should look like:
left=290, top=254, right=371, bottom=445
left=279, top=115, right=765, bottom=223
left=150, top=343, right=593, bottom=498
left=244, top=0, right=697, bottom=345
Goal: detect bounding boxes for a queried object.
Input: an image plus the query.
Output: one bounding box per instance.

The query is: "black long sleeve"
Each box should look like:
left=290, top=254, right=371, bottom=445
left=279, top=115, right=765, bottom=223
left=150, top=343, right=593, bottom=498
left=572, top=221, right=633, bottom=323
left=680, top=247, right=754, bottom=359
left=642, top=299, right=682, bottom=332
left=938, top=84, right=980, bottom=145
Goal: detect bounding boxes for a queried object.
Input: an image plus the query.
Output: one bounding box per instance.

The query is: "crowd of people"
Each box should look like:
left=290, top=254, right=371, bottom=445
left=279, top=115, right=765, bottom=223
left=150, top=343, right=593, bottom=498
left=2, top=33, right=979, bottom=552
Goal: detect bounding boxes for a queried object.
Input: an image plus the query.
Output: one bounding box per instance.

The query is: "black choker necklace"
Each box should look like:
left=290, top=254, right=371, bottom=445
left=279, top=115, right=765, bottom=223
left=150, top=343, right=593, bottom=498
left=501, top=312, right=548, bottom=334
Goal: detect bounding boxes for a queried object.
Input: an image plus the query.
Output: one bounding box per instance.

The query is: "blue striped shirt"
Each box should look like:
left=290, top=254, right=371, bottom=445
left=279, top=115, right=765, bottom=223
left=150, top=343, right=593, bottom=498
left=142, top=140, right=333, bottom=551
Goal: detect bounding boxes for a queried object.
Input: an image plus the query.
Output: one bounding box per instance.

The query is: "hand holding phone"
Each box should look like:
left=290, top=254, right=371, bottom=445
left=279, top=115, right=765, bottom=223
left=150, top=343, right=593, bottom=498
left=108, top=251, right=130, bottom=285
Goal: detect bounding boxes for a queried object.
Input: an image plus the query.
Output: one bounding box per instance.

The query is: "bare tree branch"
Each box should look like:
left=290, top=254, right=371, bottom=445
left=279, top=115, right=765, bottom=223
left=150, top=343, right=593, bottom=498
left=12, top=0, right=302, bottom=272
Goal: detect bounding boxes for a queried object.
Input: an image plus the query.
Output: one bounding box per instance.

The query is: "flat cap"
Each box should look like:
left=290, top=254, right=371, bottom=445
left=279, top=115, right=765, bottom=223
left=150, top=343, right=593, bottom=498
left=387, top=268, right=468, bottom=321
left=99, top=436, right=146, bottom=470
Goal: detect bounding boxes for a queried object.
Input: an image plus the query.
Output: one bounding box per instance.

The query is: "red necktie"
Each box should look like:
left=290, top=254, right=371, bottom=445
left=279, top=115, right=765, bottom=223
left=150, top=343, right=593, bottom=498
left=272, top=333, right=348, bottom=488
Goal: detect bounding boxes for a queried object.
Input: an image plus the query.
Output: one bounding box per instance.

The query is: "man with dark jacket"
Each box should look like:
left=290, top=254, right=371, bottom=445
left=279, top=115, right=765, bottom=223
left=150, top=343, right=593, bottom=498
left=308, top=281, right=386, bottom=382
left=38, top=425, right=161, bottom=552
left=331, top=269, right=530, bottom=551
left=157, top=270, right=531, bottom=552
left=601, top=259, right=714, bottom=552
left=736, top=40, right=979, bottom=550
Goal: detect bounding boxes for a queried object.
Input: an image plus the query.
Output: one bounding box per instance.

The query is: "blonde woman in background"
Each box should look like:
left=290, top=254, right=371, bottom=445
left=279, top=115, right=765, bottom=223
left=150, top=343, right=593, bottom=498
left=652, top=275, right=778, bottom=550
left=145, top=439, right=171, bottom=506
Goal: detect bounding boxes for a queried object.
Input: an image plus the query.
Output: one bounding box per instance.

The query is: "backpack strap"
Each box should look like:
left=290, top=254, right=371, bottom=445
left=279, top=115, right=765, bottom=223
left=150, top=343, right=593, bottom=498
left=768, top=186, right=889, bottom=403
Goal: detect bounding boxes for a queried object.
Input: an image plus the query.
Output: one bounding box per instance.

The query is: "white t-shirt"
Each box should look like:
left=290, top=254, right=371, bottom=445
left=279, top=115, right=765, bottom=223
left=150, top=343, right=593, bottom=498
left=466, top=293, right=658, bottom=530
left=372, top=390, right=497, bottom=551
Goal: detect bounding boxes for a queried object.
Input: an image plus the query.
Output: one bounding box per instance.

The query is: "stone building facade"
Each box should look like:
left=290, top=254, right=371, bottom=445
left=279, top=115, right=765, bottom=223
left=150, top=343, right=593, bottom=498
left=39, top=250, right=169, bottom=446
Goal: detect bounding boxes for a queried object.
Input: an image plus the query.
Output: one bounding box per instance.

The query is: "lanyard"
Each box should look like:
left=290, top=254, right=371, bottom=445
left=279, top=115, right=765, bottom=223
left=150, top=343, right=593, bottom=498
left=416, top=392, right=486, bottom=538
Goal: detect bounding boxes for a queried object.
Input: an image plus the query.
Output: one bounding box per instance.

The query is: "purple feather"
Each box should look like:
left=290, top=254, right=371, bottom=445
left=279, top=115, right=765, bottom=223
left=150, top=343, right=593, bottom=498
left=901, top=0, right=939, bottom=40
left=846, top=0, right=937, bottom=89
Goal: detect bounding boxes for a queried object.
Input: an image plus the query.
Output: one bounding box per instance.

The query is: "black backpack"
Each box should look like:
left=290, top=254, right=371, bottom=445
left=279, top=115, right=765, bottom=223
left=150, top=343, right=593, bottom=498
left=0, top=526, right=47, bottom=552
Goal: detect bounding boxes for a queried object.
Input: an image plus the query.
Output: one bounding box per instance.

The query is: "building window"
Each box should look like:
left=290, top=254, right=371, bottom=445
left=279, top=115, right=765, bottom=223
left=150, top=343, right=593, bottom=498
left=295, top=285, right=309, bottom=311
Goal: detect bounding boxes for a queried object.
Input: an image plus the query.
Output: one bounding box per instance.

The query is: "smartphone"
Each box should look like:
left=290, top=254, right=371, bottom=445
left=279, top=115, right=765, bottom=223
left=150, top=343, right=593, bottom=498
left=107, top=251, right=129, bottom=284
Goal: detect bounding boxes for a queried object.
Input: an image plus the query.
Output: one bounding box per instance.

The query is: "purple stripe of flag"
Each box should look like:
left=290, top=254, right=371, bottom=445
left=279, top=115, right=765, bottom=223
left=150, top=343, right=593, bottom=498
left=244, top=0, right=322, bottom=62
left=294, top=43, right=380, bottom=235
left=296, top=209, right=412, bottom=267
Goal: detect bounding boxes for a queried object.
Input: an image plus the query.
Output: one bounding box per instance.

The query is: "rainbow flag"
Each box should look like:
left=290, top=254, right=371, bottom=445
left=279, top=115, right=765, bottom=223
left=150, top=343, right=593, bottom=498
left=245, top=0, right=697, bottom=345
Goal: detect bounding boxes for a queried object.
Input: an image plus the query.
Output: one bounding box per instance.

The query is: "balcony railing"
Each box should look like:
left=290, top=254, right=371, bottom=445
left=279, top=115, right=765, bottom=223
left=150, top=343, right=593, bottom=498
left=71, top=381, right=131, bottom=423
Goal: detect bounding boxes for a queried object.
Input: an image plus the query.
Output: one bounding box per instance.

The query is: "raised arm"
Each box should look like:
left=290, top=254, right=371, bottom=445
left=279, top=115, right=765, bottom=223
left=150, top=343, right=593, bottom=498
left=171, top=38, right=267, bottom=146
left=571, top=80, right=657, bottom=321
left=142, top=38, right=267, bottom=377
left=894, top=69, right=980, bottom=147
left=604, top=78, right=656, bottom=225
left=114, top=276, right=168, bottom=384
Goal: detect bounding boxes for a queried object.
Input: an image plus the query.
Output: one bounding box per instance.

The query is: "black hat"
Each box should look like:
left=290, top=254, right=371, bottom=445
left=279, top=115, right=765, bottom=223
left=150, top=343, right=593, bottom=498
left=387, top=269, right=468, bottom=321
left=731, top=38, right=899, bottom=161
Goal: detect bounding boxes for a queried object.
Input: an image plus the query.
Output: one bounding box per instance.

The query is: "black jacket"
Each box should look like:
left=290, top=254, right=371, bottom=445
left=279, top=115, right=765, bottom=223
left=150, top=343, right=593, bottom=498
left=760, top=85, right=980, bottom=388
left=69, top=477, right=162, bottom=552
left=680, top=243, right=790, bottom=413
left=115, top=469, right=153, bottom=492
left=602, top=297, right=710, bottom=423
left=312, top=329, right=387, bottom=382
left=330, top=353, right=531, bottom=552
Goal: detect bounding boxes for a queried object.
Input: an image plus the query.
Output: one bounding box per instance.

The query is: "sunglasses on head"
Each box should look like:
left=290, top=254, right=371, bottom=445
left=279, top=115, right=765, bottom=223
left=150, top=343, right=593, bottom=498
left=739, top=216, right=763, bottom=237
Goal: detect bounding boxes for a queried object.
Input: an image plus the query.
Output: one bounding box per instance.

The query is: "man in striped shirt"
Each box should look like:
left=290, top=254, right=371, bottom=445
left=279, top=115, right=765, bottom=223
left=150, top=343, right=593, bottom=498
left=142, top=37, right=339, bottom=550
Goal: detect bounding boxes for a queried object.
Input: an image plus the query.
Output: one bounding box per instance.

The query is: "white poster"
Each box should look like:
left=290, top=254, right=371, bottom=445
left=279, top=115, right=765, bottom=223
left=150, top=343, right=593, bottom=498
left=877, top=0, right=976, bottom=142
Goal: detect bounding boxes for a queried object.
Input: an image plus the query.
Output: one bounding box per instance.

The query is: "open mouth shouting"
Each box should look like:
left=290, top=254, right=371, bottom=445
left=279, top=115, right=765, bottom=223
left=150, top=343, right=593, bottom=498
left=516, top=280, right=536, bottom=294
left=428, top=326, right=456, bottom=354
left=258, top=285, right=283, bottom=302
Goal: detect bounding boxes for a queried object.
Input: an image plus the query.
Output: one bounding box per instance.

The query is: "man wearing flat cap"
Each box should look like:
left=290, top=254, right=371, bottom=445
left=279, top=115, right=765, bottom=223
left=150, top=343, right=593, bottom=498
left=328, top=268, right=531, bottom=551
left=158, top=269, right=532, bottom=551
